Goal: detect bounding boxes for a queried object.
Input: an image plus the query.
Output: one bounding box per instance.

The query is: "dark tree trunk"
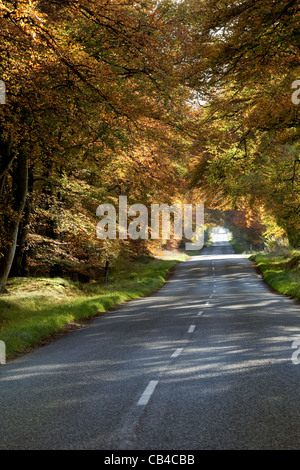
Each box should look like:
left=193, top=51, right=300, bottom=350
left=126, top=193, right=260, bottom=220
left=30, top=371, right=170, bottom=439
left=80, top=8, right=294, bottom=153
left=287, top=227, right=300, bottom=248
left=9, top=201, right=30, bottom=277
left=0, top=154, right=28, bottom=292
left=0, top=140, right=15, bottom=186
left=10, top=165, right=33, bottom=277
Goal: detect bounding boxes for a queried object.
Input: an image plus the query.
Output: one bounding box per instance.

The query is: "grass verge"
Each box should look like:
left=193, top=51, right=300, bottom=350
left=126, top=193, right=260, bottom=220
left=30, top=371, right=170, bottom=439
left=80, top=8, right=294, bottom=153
left=0, top=253, right=187, bottom=360
left=250, top=251, right=300, bottom=301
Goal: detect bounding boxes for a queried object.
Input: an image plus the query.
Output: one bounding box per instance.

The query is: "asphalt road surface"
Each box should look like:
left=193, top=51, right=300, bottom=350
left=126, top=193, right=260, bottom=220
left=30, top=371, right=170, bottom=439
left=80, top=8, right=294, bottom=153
left=1, top=233, right=300, bottom=450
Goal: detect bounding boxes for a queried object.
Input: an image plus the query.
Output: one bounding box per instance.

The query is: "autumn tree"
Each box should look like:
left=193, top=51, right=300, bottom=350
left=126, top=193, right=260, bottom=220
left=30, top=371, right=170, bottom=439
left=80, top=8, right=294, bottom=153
left=180, top=0, right=300, bottom=245
left=0, top=0, right=193, bottom=292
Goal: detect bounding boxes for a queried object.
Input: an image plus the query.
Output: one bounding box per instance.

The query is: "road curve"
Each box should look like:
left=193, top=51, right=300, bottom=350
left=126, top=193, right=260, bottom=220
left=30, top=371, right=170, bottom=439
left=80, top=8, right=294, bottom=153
left=1, top=239, right=300, bottom=450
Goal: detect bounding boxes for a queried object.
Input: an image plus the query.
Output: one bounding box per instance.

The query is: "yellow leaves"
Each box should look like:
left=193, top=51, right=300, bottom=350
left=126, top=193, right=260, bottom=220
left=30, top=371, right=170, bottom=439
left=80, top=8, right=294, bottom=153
left=1, top=0, right=46, bottom=41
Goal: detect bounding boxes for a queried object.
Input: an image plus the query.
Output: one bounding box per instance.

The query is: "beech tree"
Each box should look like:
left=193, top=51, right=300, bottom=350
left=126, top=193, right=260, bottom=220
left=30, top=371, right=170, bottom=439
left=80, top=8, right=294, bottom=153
left=0, top=0, right=191, bottom=292
left=181, top=0, right=300, bottom=245
left=3, top=0, right=299, bottom=295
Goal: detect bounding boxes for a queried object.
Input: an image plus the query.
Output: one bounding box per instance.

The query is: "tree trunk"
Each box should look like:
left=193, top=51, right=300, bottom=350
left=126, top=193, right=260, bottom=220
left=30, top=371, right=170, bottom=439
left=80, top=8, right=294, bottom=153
left=0, top=154, right=28, bottom=293
left=287, top=227, right=300, bottom=248
left=0, top=140, right=15, bottom=182
left=10, top=165, right=33, bottom=277
left=9, top=204, right=30, bottom=277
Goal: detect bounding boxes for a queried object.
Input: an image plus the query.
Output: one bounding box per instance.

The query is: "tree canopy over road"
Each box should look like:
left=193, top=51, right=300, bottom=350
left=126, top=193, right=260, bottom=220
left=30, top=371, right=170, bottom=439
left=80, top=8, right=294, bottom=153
left=0, top=0, right=299, bottom=292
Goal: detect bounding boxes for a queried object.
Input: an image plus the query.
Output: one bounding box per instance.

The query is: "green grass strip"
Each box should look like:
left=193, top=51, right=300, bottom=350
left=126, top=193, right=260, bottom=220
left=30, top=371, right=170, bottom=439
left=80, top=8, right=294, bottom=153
left=250, top=252, right=300, bottom=300
left=0, top=255, right=186, bottom=358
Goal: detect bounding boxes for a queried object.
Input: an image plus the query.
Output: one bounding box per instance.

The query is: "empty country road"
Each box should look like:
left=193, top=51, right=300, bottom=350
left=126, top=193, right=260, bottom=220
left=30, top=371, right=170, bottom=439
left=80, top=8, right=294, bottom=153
left=1, top=232, right=300, bottom=450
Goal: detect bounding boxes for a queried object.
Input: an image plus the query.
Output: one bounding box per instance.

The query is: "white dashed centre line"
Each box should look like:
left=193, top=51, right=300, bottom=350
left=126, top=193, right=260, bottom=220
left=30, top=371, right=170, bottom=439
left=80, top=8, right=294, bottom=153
left=171, top=348, right=184, bottom=358
left=188, top=325, right=196, bottom=333
left=137, top=380, right=159, bottom=406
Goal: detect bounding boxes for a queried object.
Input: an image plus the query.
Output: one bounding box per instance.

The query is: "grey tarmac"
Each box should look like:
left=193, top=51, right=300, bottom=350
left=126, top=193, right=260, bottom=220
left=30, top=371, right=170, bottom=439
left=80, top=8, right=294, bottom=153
left=0, top=232, right=300, bottom=450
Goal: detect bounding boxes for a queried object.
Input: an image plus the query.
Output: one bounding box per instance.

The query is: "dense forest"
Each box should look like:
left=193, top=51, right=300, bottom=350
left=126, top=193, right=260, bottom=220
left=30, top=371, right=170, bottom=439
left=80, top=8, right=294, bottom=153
left=0, top=0, right=299, bottom=293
